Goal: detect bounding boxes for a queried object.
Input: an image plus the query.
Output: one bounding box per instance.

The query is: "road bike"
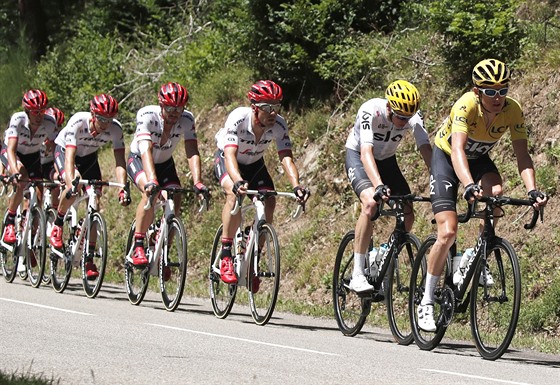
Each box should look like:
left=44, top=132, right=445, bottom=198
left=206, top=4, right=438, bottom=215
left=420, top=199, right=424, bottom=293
left=50, top=178, right=128, bottom=298
left=209, top=189, right=304, bottom=326
left=0, top=176, right=48, bottom=288
left=333, top=194, right=430, bottom=343
left=409, top=195, right=544, bottom=360
left=41, top=179, right=62, bottom=285
left=124, top=186, right=208, bottom=311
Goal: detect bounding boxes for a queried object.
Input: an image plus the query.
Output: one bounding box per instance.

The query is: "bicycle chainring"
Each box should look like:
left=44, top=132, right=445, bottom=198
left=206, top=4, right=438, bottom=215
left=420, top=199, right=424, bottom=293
left=439, top=286, right=455, bottom=327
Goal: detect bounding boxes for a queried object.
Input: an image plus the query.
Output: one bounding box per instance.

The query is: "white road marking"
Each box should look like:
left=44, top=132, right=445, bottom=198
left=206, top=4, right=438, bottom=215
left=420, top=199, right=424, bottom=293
left=0, top=297, right=94, bottom=316
left=147, top=323, right=341, bottom=356
left=422, top=369, right=533, bottom=385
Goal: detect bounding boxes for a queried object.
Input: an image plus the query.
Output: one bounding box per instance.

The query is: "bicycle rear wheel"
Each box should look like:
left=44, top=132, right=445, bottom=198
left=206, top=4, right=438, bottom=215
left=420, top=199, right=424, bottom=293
left=26, top=206, right=47, bottom=288
left=160, top=217, right=187, bottom=311
left=409, top=234, right=448, bottom=350
left=333, top=230, right=370, bottom=336
left=470, top=238, right=521, bottom=360
left=249, top=223, right=280, bottom=326
left=124, top=221, right=150, bottom=305
left=42, top=208, right=57, bottom=285
left=209, top=224, right=237, bottom=318
left=50, top=215, right=74, bottom=293
left=0, top=211, right=18, bottom=283
left=82, top=212, right=108, bottom=298
left=386, top=233, right=420, bottom=345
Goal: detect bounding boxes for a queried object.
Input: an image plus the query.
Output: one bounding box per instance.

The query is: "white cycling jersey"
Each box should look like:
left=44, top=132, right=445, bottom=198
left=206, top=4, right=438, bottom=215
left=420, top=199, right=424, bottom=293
left=215, top=106, right=292, bottom=165
left=54, top=111, right=125, bottom=156
left=345, top=98, right=429, bottom=160
left=129, top=105, right=197, bottom=164
left=3, top=112, right=58, bottom=155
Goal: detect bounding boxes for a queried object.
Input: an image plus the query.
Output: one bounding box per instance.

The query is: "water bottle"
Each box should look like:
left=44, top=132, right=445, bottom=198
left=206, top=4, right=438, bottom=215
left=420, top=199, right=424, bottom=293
left=236, top=229, right=246, bottom=257
left=453, top=247, right=475, bottom=285
left=452, top=251, right=463, bottom=276
left=377, top=243, right=389, bottom=267
left=368, top=247, right=379, bottom=279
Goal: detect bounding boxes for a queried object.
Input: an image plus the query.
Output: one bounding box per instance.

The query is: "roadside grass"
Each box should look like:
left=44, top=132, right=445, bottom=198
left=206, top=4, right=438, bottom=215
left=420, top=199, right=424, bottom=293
left=0, top=367, right=59, bottom=385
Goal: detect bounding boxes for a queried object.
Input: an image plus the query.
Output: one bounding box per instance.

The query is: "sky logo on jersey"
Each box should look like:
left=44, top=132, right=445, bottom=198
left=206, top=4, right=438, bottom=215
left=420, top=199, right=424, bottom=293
left=373, top=131, right=403, bottom=143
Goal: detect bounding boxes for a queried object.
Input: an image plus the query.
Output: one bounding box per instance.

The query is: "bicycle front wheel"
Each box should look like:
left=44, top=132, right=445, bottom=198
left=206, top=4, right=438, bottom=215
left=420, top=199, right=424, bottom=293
left=470, top=237, right=521, bottom=360
left=386, top=233, right=421, bottom=345
left=0, top=211, right=18, bottom=283
left=249, top=223, right=281, bottom=326
left=124, top=220, right=150, bottom=306
left=409, top=234, right=448, bottom=350
left=333, top=230, right=370, bottom=336
left=160, top=217, right=187, bottom=312
left=209, top=224, right=237, bottom=318
left=26, top=206, right=47, bottom=288
left=50, top=215, right=74, bottom=293
left=82, top=212, right=108, bottom=298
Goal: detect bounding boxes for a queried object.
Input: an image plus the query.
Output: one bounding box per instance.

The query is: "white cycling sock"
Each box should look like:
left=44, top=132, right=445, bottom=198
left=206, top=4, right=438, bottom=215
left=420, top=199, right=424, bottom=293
left=421, top=273, right=440, bottom=305
left=353, top=253, right=366, bottom=277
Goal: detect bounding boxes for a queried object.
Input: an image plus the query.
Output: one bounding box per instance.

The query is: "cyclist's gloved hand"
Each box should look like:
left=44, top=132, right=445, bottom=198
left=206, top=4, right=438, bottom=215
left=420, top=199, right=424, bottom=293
left=528, top=189, right=547, bottom=208
left=463, top=183, right=481, bottom=202
left=10, top=173, right=21, bottom=184
left=144, top=179, right=159, bottom=195
left=232, top=180, right=248, bottom=196
left=119, top=189, right=131, bottom=206
left=194, top=181, right=210, bottom=198
left=293, top=185, right=310, bottom=203
left=373, top=184, right=389, bottom=202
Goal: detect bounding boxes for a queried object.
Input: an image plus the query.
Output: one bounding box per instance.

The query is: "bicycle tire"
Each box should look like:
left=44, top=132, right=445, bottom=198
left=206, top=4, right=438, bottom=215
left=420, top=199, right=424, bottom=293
left=249, top=223, right=281, bottom=326
left=333, top=230, right=370, bottom=336
left=42, top=208, right=57, bottom=285
left=82, top=212, right=108, bottom=298
left=209, top=224, right=237, bottom=318
left=0, top=210, right=18, bottom=283
left=386, top=232, right=421, bottom=345
left=26, top=206, right=47, bottom=288
left=470, top=237, right=521, bottom=360
left=124, top=220, right=150, bottom=306
left=409, top=234, right=448, bottom=350
left=160, top=217, right=188, bottom=311
left=50, top=215, right=74, bottom=293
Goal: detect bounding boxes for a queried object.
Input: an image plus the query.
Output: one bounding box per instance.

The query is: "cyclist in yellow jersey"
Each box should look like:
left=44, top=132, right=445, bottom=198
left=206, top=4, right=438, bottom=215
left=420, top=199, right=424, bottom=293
left=417, top=59, right=548, bottom=332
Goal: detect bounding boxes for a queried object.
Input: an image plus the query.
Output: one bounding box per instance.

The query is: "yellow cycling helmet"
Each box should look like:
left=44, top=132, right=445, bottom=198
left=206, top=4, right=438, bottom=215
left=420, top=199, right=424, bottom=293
left=472, top=59, right=510, bottom=87
left=385, top=80, right=420, bottom=117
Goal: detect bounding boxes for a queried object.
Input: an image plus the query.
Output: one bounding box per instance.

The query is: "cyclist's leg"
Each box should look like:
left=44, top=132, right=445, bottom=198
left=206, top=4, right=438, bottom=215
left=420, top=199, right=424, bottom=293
left=378, top=156, right=414, bottom=232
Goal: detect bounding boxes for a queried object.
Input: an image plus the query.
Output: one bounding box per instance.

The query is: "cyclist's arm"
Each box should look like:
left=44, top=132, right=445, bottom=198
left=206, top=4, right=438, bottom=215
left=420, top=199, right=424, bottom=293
left=223, top=146, right=243, bottom=185
left=512, top=139, right=537, bottom=192
left=113, top=148, right=128, bottom=186
left=184, top=139, right=202, bottom=185
left=63, top=146, right=77, bottom=187
left=360, top=144, right=383, bottom=188
left=450, top=131, right=475, bottom=188
left=139, top=139, right=157, bottom=183
left=5, top=137, right=19, bottom=175
left=418, top=143, right=432, bottom=171
left=279, top=149, right=301, bottom=188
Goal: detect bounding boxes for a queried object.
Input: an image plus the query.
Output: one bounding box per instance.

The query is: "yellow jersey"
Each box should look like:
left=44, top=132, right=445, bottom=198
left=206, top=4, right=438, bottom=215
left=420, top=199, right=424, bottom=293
left=434, top=91, right=527, bottom=159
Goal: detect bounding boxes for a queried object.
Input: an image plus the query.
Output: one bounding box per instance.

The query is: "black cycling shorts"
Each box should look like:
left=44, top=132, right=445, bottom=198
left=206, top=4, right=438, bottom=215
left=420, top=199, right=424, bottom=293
left=54, top=145, right=102, bottom=181
left=214, top=150, right=274, bottom=190
left=0, top=149, right=43, bottom=179
left=126, top=153, right=181, bottom=188
left=430, top=146, right=499, bottom=214
left=345, top=149, right=410, bottom=199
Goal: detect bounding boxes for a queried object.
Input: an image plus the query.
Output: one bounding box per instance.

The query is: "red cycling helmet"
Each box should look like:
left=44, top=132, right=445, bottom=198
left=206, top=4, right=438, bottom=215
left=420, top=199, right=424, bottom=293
left=46, top=107, right=65, bottom=127
left=158, top=82, right=189, bottom=106
left=90, top=94, right=119, bottom=117
left=247, top=80, right=283, bottom=103
left=22, top=89, right=48, bottom=111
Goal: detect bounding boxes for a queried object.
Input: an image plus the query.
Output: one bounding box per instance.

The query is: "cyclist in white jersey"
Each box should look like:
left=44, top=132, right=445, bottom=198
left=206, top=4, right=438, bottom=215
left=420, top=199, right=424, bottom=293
left=49, top=94, right=130, bottom=280
left=1, top=89, right=58, bottom=244
left=214, top=80, right=310, bottom=284
left=126, top=82, right=209, bottom=266
left=345, top=80, right=432, bottom=292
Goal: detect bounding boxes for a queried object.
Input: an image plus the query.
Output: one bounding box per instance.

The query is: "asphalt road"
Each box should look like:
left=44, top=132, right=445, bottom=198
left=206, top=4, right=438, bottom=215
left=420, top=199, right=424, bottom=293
left=1, top=277, right=559, bottom=385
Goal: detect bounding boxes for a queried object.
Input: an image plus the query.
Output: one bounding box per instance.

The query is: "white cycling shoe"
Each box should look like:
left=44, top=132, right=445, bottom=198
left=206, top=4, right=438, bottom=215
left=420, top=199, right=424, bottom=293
left=349, top=274, right=374, bottom=293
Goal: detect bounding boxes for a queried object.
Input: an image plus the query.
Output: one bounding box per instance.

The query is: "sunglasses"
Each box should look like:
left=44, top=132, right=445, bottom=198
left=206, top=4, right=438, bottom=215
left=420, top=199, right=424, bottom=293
left=392, top=110, right=411, bottom=121
left=254, top=103, right=282, bottom=114
left=478, top=87, right=509, bottom=97
left=27, top=109, right=46, bottom=116
left=163, top=105, right=184, bottom=113
left=96, top=115, right=113, bottom=124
